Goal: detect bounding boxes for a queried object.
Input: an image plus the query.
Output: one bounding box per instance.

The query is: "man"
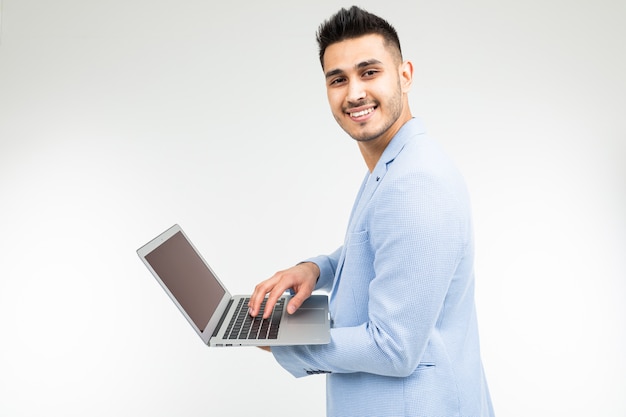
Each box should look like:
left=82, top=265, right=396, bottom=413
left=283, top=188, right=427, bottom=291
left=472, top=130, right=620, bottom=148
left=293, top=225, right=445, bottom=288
left=249, top=6, right=494, bottom=417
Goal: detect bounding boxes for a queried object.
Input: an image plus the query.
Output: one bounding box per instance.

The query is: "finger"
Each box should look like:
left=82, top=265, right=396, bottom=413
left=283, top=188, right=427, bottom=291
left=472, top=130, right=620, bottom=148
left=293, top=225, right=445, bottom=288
left=248, top=278, right=274, bottom=317
left=248, top=273, right=290, bottom=317
left=262, top=282, right=290, bottom=319
left=285, top=284, right=314, bottom=314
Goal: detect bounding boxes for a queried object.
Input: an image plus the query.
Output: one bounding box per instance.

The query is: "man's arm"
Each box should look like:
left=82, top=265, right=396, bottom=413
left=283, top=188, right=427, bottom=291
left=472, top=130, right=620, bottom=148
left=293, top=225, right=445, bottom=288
left=271, top=172, right=470, bottom=378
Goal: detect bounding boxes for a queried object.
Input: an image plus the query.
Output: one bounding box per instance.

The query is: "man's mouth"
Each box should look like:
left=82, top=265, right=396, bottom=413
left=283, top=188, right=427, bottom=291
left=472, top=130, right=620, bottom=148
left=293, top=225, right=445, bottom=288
left=349, top=107, right=375, bottom=118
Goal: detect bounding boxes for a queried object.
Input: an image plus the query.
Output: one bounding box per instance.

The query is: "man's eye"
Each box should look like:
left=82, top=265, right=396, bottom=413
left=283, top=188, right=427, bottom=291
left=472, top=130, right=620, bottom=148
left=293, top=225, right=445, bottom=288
left=330, top=77, right=346, bottom=85
left=363, top=70, right=378, bottom=78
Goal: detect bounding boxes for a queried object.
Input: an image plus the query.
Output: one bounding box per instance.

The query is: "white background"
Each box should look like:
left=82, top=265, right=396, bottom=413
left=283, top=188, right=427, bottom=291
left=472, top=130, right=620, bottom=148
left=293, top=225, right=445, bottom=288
left=1, top=1, right=624, bottom=416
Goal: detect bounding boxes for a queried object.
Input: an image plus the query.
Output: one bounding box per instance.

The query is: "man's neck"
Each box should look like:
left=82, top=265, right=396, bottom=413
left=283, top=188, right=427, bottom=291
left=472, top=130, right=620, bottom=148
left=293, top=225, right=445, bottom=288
left=358, top=137, right=393, bottom=172
left=357, top=112, right=412, bottom=172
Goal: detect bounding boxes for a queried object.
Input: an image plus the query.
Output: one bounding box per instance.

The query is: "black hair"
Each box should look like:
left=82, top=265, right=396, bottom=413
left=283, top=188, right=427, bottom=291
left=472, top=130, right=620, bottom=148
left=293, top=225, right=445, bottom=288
left=316, top=6, right=402, bottom=68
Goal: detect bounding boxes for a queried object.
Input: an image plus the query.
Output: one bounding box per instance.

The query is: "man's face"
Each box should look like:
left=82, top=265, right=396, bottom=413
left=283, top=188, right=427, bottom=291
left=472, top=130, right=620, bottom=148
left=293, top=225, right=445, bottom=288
left=323, top=34, right=411, bottom=143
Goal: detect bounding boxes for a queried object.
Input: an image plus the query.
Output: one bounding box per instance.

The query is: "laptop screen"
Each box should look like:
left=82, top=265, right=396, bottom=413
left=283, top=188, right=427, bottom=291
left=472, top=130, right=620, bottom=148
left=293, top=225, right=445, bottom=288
left=144, top=231, right=226, bottom=332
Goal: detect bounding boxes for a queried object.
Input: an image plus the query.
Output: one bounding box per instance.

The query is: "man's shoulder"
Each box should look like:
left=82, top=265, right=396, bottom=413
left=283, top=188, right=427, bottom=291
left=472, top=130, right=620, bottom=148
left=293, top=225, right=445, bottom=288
left=393, top=134, right=457, bottom=176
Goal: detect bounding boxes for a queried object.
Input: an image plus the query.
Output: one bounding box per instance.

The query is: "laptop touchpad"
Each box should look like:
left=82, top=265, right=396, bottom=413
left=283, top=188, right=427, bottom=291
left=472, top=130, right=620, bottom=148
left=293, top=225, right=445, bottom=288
left=287, top=308, right=326, bottom=324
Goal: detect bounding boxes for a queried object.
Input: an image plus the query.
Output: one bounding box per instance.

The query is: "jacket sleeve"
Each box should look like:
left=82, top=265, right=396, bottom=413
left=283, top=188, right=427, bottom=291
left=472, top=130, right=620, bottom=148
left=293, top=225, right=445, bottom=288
left=272, top=172, right=470, bottom=378
left=303, top=246, right=342, bottom=293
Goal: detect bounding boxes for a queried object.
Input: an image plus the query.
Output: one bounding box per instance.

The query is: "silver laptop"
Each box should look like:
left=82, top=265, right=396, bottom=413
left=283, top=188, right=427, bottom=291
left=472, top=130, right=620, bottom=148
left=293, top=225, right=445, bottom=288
left=137, top=224, right=330, bottom=347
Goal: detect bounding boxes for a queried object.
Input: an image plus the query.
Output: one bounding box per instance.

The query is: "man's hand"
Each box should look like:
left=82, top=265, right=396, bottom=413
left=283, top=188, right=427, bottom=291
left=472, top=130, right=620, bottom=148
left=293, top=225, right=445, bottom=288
left=248, top=262, right=320, bottom=319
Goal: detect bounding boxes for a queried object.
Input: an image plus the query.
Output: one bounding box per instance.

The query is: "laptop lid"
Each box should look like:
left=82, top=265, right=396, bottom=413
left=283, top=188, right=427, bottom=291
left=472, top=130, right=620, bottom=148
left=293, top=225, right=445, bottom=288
left=137, top=224, right=233, bottom=345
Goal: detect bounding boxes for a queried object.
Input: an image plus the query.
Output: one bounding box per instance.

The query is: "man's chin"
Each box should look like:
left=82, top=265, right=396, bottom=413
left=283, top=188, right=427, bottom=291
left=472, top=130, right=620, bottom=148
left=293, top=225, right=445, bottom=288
left=347, top=128, right=382, bottom=143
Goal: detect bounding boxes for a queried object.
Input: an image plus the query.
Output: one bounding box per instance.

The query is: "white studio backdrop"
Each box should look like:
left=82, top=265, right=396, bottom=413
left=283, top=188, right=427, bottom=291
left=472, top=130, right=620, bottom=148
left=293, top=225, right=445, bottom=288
left=1, top=1, right=624, bottom=416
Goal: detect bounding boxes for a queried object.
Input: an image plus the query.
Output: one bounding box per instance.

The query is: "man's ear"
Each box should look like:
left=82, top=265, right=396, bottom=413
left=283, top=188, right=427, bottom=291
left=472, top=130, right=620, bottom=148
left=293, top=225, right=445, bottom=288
left=400, top=60, right=414, bottom=93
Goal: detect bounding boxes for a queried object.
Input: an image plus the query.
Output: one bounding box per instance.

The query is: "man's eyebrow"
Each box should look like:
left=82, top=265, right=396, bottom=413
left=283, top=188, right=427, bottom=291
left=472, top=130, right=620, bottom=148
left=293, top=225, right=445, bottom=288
left=356, top=59, right=382, bottom=69
left=325, top=68, right=344, bottom=79
left=325, top=59, right=383, bottom=79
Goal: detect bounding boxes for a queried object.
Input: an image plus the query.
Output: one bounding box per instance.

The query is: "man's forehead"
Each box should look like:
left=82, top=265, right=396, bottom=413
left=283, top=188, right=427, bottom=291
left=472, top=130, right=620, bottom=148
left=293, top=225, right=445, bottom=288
left=322, top=34, right=393, bottom=71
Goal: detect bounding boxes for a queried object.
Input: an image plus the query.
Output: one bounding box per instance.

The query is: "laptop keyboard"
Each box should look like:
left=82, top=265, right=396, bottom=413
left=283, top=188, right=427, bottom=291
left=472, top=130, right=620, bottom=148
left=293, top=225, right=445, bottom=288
left=223, top=297, right=285, bottom=340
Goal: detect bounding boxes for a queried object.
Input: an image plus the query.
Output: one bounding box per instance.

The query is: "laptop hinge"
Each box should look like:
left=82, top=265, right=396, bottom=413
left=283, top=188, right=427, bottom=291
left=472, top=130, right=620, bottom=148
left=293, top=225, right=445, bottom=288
left=211, top=298, right=234, bottom=338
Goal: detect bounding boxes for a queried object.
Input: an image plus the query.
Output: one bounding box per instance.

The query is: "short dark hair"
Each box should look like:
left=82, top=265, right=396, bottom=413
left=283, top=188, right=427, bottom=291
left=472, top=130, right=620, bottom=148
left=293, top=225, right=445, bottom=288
left=316, top=6, right=402, bottom=68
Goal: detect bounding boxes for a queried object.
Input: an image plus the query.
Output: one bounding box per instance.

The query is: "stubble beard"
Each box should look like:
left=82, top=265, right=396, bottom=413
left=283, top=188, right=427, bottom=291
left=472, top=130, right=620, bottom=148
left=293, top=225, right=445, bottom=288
left=340, top=84, right=404, bottom=143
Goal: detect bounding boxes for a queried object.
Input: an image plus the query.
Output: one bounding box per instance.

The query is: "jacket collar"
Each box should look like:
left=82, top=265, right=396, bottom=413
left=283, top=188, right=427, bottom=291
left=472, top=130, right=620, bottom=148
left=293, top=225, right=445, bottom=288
left=369, top=117, right=426, bottom=182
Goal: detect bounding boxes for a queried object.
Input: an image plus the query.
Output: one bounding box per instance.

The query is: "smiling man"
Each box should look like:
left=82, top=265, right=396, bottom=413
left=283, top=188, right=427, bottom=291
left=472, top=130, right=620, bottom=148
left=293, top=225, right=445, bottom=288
left=249, top=6, right=494, bottom=417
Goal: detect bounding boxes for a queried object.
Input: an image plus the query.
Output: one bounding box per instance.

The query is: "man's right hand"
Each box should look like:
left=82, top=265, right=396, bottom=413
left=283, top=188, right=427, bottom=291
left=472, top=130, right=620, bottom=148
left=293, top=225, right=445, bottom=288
left=248, top=262, right=320, bottom=319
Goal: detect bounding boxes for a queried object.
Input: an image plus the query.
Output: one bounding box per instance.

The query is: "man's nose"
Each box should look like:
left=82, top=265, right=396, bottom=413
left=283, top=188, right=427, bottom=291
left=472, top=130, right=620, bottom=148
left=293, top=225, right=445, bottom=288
left=347, top=80, right=366, bottom=103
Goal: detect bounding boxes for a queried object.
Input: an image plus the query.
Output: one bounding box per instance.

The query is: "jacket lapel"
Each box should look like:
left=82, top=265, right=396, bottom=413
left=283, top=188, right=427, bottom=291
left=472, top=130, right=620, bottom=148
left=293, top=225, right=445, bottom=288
left=329, top=118, right=425, bottom=302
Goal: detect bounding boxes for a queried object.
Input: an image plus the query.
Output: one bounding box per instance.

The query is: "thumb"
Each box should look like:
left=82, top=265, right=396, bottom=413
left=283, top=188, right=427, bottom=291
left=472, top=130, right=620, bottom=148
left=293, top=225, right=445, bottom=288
left=287, top=293, right=308, bottom=314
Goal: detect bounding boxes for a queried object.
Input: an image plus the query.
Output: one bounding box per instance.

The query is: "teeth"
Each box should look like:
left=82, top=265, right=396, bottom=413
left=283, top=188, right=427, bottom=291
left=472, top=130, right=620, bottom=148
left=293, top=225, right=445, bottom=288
left=350, top=108, right=374, bottom=118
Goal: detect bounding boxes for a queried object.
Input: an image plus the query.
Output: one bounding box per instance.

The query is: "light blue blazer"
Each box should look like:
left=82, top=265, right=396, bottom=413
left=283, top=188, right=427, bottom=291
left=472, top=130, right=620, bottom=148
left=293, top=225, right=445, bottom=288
left=272, top=118, right=494, bottom=417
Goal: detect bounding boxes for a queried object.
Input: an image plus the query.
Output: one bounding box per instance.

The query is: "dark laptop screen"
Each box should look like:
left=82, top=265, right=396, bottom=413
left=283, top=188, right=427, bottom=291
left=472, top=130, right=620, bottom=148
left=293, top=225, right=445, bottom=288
left=145, top=231, right=226, bottom=332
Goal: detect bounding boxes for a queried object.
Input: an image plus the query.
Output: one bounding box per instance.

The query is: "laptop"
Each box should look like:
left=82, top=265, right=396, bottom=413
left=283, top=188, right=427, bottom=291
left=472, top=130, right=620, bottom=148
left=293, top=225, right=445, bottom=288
left=137, top=224, right=330, bottom=347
